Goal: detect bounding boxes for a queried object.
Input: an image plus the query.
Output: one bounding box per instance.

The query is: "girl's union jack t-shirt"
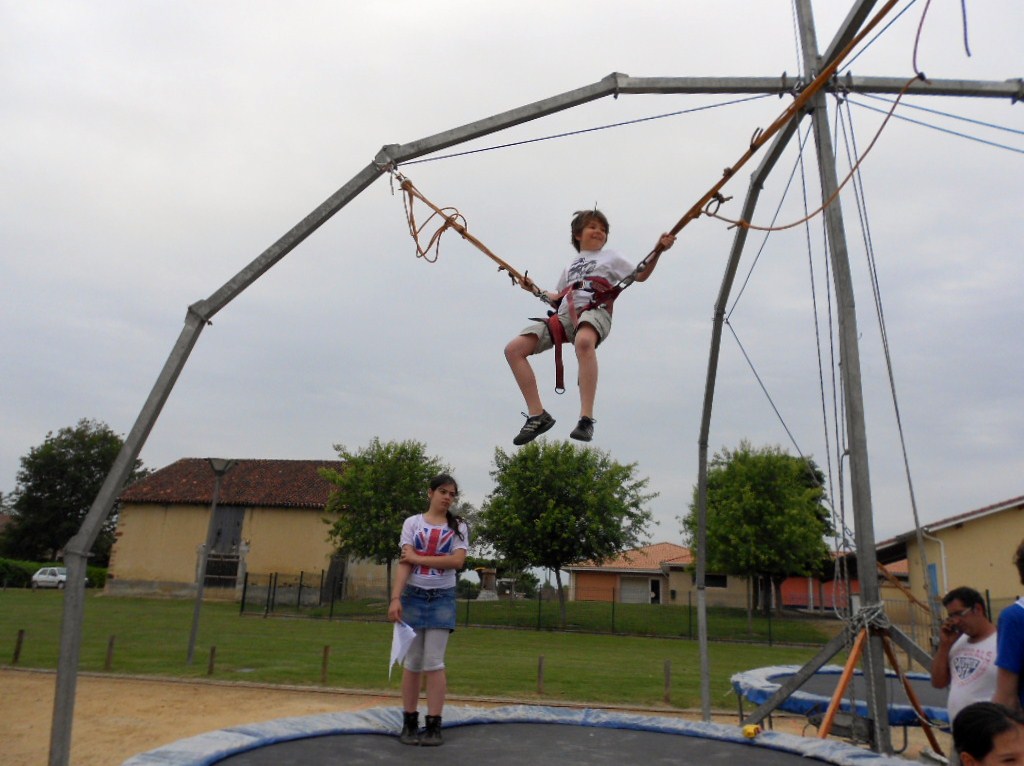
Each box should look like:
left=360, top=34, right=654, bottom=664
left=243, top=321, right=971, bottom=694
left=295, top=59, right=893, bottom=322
left=401, top=514, right=469, bottom=590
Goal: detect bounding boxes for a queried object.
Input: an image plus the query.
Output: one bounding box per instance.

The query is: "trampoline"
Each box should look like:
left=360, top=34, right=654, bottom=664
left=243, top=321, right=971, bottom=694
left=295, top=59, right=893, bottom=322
left=122, top=704, right=913, bottom=765
left=731, top=664, right=949, bottom=728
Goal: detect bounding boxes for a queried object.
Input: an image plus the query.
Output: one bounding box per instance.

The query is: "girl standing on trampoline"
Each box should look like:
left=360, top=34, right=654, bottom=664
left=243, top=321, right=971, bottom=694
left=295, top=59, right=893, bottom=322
left=388, top=474, right=469, bottom=747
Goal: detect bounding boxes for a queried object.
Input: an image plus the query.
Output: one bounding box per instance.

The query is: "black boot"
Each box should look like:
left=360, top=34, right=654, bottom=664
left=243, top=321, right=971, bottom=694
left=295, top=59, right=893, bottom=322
left=399, top=711, right=420, bottom=745
left=421, top=715, right=443, bottom=746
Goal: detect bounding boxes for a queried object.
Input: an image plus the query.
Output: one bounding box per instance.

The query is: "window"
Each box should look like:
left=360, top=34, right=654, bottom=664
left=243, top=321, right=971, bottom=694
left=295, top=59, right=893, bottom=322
left=691, top=572, right=728, bottom=588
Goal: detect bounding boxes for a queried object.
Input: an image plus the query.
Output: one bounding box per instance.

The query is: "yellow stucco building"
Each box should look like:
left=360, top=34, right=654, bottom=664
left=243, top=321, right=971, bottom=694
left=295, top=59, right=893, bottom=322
left=877, top=494, right=1023, bottom=618
left=108, top=458, right=388, bottom=600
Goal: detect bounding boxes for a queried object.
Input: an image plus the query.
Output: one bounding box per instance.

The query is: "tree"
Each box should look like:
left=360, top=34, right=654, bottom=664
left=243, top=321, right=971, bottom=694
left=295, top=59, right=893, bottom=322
left=321, top=438, right=449, bottom=596
left=681, top=440, right=831, bottom=618
left=1, top=418, right=149, bottom=566
left=455, top=577, right=480, bottom=600
left=478, top=440, right=655, bottom=626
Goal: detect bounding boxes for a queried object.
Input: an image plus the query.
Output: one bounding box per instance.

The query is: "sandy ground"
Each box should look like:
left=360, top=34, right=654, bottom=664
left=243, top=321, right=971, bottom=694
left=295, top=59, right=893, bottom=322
left=0, top=667, right=951, bottom=765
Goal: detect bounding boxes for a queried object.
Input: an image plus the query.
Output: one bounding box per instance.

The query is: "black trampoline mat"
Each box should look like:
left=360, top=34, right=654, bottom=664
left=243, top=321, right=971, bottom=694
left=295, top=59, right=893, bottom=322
left=794, top=673, right=947, bottom=710
left=216, top=722, right=848, bottom=765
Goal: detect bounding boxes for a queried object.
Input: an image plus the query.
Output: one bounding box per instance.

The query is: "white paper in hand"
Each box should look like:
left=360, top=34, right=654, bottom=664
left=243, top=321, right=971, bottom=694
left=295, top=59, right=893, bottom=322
left=389, top=621, right=416, bottom=678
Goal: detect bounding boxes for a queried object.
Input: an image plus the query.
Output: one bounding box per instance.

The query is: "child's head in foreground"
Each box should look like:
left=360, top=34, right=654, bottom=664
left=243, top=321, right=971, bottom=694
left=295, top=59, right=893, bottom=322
left=953, top=702, right=1024, bottom=766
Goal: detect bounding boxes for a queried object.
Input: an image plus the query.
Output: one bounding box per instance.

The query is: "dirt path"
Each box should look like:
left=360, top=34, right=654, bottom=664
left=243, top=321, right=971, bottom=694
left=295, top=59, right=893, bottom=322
left=0, top=667, right=949, bottom=765
left=1, top=668, right=393, bottom=766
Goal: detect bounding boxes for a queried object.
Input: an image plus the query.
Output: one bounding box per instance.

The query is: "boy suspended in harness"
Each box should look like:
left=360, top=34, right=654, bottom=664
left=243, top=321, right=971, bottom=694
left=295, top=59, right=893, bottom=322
left=504, top=208, right=676, bottom=445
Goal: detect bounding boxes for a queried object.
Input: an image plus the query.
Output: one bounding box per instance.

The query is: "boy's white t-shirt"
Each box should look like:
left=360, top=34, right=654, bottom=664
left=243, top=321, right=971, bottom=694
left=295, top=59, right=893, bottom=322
left=400, top=514, right=469, bottom=590
left=555, top=248, right=635, bottom=315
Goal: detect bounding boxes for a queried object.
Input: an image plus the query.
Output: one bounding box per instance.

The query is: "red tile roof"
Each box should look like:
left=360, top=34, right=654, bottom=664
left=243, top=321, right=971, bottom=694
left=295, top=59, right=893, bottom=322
left=568, top=542, right=692, bottom=572
left=118, top=458, right=344, bottom=509
left=882, top=558, right=909, bottom=576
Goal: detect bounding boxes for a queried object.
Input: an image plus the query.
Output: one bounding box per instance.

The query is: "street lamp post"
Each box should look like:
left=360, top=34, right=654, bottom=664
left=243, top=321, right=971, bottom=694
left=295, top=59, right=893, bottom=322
left=186, top=458, right=235, bottom=664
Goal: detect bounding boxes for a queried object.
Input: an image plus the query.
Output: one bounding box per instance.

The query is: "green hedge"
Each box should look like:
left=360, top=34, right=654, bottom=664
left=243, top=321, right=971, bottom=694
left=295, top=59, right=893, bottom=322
left=0, top=558, right=107, bottom=589
left=0, top=558, right=36, bottom=588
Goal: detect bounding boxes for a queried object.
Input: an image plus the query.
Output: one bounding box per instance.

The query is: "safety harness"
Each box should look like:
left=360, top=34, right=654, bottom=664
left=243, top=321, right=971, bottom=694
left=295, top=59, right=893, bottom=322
left=535, top=276, right=620, bottom=393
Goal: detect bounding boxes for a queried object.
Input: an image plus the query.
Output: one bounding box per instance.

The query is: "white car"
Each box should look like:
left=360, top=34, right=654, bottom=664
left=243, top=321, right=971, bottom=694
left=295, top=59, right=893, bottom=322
left=31, top=567, right=68, bottom=589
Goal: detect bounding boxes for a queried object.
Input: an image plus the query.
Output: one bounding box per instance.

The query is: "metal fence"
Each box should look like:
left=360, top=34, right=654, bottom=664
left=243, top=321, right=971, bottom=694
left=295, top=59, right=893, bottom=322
left=238, top=573, right=1014, bottom=657
left=204, top=553, right=241, bottom=589
left=239, top=577, right=834, bottom=645
left=240, top=571, right=330, bottom=615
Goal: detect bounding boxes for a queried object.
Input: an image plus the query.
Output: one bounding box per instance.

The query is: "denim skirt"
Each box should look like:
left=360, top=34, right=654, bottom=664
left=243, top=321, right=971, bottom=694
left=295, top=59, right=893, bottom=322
left=401, top=585, right=457, bottom=632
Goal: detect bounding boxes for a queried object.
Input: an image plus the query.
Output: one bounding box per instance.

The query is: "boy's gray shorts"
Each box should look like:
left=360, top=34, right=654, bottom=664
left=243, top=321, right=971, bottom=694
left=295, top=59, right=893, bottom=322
left=519, top=307, right=613, bottom=354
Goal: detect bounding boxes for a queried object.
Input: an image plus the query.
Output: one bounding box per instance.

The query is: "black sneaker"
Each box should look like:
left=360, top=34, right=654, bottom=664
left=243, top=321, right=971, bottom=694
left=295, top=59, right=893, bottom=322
left=513, top=411, right=555, bottom=445
left=569, top=416, right=595, bottom=442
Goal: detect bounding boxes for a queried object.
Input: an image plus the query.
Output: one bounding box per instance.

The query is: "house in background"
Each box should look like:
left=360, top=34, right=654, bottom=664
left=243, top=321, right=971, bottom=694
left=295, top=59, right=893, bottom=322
left=569, top=541, right=905, bottom=613
left=780, top=556, right=915, bottom=613
left=108, top=458, right=387, bottom=599
left=781, top=569, right=862, bottom=611
left=877, top=494, right=1023, bottom=617
left=566, top=541, right=750, bottom=607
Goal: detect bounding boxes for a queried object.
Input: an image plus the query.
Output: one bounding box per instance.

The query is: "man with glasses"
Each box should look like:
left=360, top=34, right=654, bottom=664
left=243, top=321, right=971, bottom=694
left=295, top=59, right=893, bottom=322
left=932, top=587, right=1000, bottom=733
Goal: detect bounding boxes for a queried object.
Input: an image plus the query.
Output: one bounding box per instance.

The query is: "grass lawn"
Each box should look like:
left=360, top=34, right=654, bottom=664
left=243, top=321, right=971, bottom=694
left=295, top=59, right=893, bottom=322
left=285, top=594, right=833, bottom=645
left=1, top=590, right=838, bottom=709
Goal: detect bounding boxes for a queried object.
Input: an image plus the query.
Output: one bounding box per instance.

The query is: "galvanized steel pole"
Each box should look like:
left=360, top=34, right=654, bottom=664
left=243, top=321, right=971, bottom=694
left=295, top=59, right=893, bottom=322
left=795, top=0, right=891, bottom=751
left=49, top=14, right=1021, bottom=764
left=186, top=459, right=236, bottom=664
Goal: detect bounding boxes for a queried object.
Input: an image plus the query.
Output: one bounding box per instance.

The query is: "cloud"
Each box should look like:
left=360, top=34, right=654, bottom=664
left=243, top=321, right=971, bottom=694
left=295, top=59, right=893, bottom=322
left=2, top=1, right=1021, bottom=550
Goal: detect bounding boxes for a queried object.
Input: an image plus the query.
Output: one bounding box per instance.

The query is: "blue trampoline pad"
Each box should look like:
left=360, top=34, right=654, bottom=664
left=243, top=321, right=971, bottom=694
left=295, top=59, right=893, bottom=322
left=732, top=665, right=948, bottom=727
left=122, top=704, right=914, bottom=766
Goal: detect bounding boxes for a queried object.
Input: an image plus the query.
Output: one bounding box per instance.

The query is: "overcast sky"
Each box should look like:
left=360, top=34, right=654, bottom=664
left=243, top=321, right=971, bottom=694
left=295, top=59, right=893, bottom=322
left=2, top=1, right=1021, bottom=554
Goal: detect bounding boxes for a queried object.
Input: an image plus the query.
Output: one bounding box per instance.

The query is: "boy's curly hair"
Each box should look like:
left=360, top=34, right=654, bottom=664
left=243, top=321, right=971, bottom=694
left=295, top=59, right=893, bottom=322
left=570, top=209, right=609, bottom=252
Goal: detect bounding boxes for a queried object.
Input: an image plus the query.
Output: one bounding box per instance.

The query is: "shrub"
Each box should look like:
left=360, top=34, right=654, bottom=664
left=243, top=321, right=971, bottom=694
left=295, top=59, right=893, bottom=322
left=86, top=565, right=107, bottom=589
left=0, top=557, right=107, bottom=588
left=0, top=558, right=38, bottom=588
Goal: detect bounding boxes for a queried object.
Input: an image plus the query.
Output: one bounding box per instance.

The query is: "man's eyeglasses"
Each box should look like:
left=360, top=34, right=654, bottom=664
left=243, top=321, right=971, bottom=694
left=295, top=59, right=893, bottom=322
left=946, top=606, right=975, bottom=619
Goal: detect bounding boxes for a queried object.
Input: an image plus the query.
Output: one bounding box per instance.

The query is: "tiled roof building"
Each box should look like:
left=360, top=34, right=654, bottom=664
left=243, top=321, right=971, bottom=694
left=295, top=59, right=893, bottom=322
left=120, top=458, right=342, bottom=508
left=108, top=457, right=386, bottom=600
